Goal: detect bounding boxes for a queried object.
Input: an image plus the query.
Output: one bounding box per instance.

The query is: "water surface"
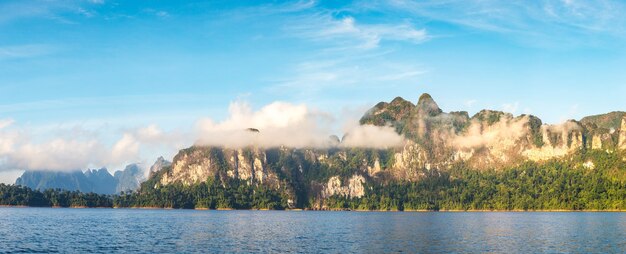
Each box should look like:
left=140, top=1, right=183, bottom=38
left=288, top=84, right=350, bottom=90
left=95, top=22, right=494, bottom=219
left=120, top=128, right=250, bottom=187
left=0, top=208, right=625, bottom=253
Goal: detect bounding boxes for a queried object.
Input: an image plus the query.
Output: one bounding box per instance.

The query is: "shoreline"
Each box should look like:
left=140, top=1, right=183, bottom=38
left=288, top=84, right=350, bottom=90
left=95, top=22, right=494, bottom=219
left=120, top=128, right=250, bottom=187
left=1, top=205, right=626, bottom=212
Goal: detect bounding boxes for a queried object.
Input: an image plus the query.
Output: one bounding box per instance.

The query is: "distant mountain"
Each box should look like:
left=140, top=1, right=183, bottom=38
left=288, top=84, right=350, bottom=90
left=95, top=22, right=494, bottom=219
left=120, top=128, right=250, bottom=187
left=14, top=158, right=170, bottom=194
left=84, top=168, right=117, bottom=194
left=114, top=164, right=144, bottom=193
left=15, top=171, right=92, bottom=193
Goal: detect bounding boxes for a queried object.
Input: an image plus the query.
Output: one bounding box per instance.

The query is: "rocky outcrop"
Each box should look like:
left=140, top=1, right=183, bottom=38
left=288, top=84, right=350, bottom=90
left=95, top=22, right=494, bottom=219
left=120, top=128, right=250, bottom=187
left=149, top=156, right=171, bottom=177
left=522, top=120, right=584, bottom=161
left=322, top=175, right=366, bottom=198
left=160, top=146, right=282, bottom=188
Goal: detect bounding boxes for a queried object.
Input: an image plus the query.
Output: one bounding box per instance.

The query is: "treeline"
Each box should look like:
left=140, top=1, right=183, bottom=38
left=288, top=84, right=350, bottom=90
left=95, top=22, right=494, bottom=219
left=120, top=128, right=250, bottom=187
left=0, top=179, right=289, bottom=209
left=325, top=150, right=626, bottom=211
left=2, top=150, right=626, bottom=211
left=0, top=184, right=112, bottom=207
left=114, top=177, right=289, bottom=209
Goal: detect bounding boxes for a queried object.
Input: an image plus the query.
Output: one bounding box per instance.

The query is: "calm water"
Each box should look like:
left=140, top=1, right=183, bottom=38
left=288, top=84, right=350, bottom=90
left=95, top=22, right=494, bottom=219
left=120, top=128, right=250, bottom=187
left=0, top=208, right=625, bottom=253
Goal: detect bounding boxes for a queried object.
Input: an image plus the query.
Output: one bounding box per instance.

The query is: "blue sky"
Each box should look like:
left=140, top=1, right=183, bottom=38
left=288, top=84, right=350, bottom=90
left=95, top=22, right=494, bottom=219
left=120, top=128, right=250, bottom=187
left=1, top=0, right=626, bottom=182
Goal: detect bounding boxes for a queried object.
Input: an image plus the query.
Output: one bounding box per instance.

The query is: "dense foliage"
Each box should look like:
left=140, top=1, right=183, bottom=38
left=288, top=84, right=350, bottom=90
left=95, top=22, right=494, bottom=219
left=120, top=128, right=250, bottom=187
left=325, top=150, right=626, bottom=211
left=113, top=177, right=289, bottom=209
left=0, top=184, right=112, bottom=207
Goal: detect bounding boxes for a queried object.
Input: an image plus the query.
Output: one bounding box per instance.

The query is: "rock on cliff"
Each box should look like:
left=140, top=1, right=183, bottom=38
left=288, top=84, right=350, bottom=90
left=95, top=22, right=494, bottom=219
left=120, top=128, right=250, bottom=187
left=149, top=156, right=172, bottom=177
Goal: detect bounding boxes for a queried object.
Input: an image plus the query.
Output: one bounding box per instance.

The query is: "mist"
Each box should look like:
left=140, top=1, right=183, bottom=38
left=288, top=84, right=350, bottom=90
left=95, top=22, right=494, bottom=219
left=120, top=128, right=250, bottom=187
left=0, top=100, right=407, bottom=175
left=195, top=100, right=406, bottom=149
left=452, top=116, right=530, bottom=149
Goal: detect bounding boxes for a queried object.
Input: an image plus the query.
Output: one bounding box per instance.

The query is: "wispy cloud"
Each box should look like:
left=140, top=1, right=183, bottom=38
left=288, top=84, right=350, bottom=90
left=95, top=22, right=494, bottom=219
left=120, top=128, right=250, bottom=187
left=502, top=102, right=520, bottom=114
left=0, top=0, right=104, bottom=24
left=0, top=93, right=224, bottom=115
left=0, top=44, right=56, bottom=60
left=268, top=56, right=426, bottom=97
left=143, top=8, right=170, bottom=19
left=288, top=14, right=428, bottom=49
left=372, top=0, right=626, bottom=47
left=0, top=119, right=14, bottom=130
left=465, top=100, right=477, bottom=108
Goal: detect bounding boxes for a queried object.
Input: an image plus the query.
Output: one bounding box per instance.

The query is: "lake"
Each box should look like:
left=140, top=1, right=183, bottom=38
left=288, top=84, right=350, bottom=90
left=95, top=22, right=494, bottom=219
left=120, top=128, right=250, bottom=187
left=0, top=208, right=625, bottom=253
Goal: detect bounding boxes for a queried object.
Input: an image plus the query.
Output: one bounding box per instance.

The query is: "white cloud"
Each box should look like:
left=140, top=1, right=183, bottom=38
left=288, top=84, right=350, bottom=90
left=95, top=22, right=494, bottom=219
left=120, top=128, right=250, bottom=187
left=0, top=1, right=101, bottom=25
left=0, top=118, right=14, bottom=129
left=196, top=101, right=334, bottom=148
left=377, top=70, right=427, bottom=81
left=110, top=133, right=140, bottom=164
left=156, top=11, right=169, bottom=18
left=0, top=123, right=145, bottom=172
left=340, top=124, right=405, bottom=149
left=502, top=102, right=520, bottom=114
left=452, top=116, right=530, bottom=149
left=0, top=170, right=24, bottom=184
left=0, top=99, right=406, bottom=175
left=0, top=44, right=55, bottom=60
left=269, top=56, right=426, bottom=97
left=465, top=100, right=477, bottom=108
left=290, top=15, right=428, bottom=49
left=196, top=100, right=405, bottom=149
left=378, top=0, right=626, bottom=47
left=143, top=8, right=170, bottom=18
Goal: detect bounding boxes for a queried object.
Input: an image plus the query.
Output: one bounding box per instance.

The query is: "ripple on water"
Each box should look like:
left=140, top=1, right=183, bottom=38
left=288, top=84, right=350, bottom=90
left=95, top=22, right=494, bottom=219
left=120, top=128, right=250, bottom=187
left=0, top=209, right=625, bottom=253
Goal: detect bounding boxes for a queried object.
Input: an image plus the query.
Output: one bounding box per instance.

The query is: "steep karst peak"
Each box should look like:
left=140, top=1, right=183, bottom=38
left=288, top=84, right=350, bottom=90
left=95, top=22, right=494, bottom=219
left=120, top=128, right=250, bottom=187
left=415, top=93, right=442, bottom=116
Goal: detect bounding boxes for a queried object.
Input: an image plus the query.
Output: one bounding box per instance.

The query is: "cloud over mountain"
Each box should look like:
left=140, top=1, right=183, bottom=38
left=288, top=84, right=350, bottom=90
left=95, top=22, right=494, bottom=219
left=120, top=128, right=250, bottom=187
left=195, top=100, right=405, bottom=149
left=0, top=100, right=406, bottom=172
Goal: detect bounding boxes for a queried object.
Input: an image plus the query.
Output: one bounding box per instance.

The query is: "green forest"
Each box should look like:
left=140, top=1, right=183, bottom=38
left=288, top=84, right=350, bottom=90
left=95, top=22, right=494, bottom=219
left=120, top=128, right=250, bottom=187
left=0, top=184, right=112, bottom=208
left=2, top=150, right=626, bottom=211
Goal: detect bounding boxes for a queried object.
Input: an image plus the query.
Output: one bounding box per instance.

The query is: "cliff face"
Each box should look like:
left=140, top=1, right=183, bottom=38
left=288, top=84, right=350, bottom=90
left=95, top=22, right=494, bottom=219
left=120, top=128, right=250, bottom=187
left=160, top=147, right=281, bottom=188
left=147, top=94, right=626, bottom=207
left=155, top=146, right=389, bottom=207
left=619, top=117, right=626, bottom=150
left=362, top=94, right=626, bottom=169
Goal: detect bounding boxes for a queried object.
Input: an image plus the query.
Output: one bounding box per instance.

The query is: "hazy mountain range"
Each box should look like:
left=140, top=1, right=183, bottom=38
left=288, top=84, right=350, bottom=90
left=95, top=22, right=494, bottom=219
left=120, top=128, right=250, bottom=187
left=15, top=158, right=170, bottom=195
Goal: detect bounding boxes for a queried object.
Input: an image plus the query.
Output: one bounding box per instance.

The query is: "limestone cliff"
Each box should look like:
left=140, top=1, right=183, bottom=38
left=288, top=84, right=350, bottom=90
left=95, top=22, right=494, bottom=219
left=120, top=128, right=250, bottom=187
left=619, top=116, right=626, bottom=150
left=160, top=146, right=281, bottom=188
left=146, top=93, right=626, bottom=206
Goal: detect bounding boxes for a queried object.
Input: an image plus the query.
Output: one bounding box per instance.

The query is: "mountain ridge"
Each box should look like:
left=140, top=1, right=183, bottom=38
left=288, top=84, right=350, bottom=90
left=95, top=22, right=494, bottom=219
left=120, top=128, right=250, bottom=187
left=137, top=93, right=626, bottom=209
left=5, top=93, right=626, bottom=211
left=14, top=160, right=165, bottom=194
